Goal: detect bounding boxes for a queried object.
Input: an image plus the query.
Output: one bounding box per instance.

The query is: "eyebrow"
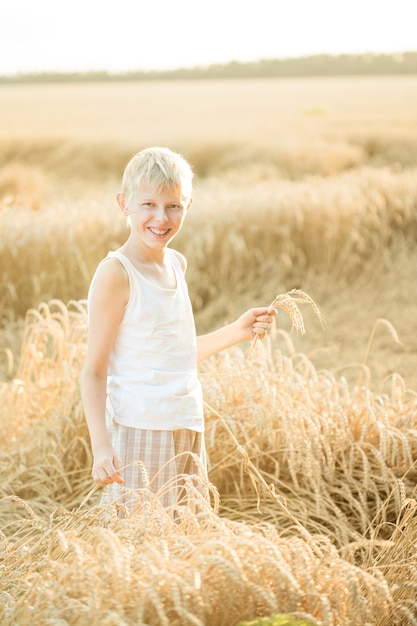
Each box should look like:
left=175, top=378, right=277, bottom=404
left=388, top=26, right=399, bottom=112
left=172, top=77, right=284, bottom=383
left=141, top=196, right=183, bottom=204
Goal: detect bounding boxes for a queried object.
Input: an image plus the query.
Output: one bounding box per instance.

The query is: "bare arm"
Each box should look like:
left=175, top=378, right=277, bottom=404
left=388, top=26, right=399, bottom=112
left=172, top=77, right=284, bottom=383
left=196, top=307, right=276, bottom=363
left=80, top=258, right=129, bottom=485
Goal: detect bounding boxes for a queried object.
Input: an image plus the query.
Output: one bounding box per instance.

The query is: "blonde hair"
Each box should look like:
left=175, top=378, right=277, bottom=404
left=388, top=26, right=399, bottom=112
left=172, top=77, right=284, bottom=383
left=121, top=147, right=193, bottom=201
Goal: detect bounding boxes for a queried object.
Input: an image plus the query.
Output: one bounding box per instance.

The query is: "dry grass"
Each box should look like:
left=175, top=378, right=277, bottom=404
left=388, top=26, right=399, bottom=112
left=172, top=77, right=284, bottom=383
left=1, top=301, right=417, bottom=624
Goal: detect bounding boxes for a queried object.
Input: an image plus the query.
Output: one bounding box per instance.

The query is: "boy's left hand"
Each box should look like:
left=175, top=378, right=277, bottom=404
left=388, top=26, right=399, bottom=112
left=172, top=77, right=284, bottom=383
left=235, top=307, right=277, bottom=343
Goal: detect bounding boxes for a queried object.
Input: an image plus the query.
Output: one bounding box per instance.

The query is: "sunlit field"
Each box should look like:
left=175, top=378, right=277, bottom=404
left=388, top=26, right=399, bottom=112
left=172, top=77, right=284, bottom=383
left=1, top=76, right=417, bottom=625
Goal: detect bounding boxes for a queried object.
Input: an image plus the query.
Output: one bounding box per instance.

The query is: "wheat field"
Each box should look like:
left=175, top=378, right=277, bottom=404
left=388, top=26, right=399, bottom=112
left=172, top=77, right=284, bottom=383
left=1, top=77, right=417, bottom=625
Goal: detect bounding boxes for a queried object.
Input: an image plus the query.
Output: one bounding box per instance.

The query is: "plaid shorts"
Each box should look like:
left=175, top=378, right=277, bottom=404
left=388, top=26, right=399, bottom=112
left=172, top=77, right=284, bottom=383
left=101, top=411, right=207, bottom=511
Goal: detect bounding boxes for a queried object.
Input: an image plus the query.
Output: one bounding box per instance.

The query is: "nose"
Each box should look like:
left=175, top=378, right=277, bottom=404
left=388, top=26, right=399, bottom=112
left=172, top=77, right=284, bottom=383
left=155, top=205, right=168, bottom=221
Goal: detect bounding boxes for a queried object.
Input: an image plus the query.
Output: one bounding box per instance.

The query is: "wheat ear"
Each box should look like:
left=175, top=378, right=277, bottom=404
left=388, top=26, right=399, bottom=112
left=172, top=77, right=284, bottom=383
left=249, top=289, right=325, bottom=355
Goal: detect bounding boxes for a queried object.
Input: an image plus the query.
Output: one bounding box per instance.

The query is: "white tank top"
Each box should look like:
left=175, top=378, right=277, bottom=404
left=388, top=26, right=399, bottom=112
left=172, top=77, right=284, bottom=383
left=89, top=248, right=204, bottom=432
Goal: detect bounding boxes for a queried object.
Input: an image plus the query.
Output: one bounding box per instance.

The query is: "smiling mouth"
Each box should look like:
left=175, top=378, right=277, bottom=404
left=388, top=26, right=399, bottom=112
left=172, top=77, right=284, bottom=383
left=149, top=227, right=170, bottom=237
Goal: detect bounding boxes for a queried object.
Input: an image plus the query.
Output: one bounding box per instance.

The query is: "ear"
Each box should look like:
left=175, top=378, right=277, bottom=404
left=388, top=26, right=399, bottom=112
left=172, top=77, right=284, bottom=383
left=117, top=192, right=128, bottom=215
left=185, top=197, right=192, bottom=211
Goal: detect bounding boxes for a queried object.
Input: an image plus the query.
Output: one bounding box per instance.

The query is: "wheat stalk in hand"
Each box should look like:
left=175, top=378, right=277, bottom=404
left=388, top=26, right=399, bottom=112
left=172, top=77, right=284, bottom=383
left=250, top=289, right=325, bottom=354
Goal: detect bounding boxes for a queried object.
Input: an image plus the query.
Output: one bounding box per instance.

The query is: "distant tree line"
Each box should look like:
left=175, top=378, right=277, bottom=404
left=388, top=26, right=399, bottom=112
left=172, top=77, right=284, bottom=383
left=1, top=51, right=417, bottom=83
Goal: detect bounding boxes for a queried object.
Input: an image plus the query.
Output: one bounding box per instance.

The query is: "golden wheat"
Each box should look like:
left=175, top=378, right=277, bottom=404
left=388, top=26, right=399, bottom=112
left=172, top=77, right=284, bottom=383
left=0, top=491, right=394, bottom=626
left=249, top=289, right=325, bottom=356
left=1, top=300, right=417, bottom=624
left=1, top=76, right=417, bottom=623
left=1, top=77, right=416, bottom=149
left=1, top=162, right=416, bottom=387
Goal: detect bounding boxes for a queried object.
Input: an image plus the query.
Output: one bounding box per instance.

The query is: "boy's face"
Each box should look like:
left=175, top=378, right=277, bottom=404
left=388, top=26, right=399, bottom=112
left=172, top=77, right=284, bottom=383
left=117, top=184, right=191, bottom=250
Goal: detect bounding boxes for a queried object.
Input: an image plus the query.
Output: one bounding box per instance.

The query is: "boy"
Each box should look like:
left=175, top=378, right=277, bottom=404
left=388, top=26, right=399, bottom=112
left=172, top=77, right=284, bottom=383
left=80, top=147, right=276, bottom=510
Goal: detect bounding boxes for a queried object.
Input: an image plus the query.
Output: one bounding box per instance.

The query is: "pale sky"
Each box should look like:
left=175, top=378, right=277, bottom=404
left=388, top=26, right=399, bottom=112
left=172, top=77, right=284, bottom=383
left=0, top=0, right=415, bottom=75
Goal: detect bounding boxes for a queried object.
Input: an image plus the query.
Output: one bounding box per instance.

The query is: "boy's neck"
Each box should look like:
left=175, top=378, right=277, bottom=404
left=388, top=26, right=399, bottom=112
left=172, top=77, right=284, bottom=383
left=121, top=238, right=166, bottom=266
left=119, top=241, right=176, bottom=289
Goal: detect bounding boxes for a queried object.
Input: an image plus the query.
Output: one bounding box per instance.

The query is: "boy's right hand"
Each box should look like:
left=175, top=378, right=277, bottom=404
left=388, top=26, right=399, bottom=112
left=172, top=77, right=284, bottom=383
left=92, top=445, right=124, bottom=485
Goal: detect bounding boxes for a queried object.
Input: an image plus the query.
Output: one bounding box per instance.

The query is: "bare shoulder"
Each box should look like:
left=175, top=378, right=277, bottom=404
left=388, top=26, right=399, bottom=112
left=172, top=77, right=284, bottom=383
left=90, top=257, right=129, bottom=308
left=85, top=257, right=130, bottom=371
left=170, top=248, right=187, bottom=273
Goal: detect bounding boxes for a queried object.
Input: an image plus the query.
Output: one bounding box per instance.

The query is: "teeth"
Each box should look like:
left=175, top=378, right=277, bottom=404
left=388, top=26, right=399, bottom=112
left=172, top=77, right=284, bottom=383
left=149, top=228, right=169, bottom=236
